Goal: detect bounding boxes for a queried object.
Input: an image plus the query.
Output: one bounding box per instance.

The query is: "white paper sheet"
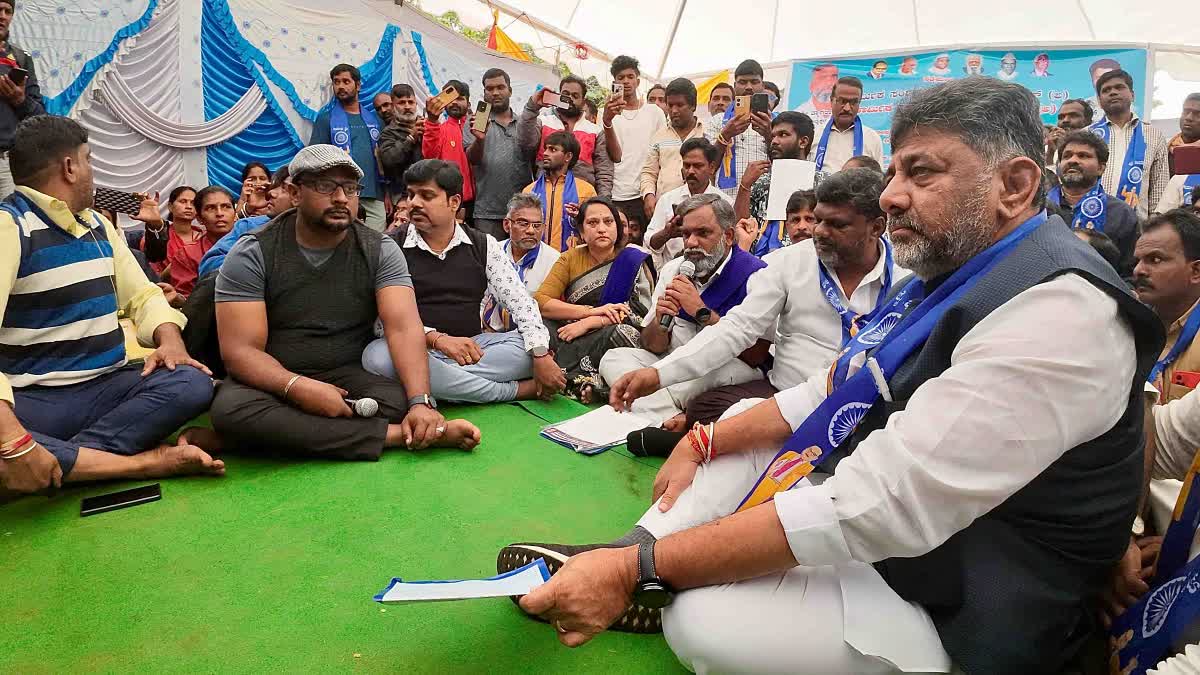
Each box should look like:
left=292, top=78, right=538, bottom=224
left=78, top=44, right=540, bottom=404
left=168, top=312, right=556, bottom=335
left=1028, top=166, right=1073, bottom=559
left=765, top=159, right=817, bottom=221
left=540, top=406, right=656, bottom=454
left=374, top=559, right=551, bottom=603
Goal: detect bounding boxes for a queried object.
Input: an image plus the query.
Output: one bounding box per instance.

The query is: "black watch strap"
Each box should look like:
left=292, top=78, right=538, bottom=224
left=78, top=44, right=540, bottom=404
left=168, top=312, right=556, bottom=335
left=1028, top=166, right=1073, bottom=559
left=638, top=541, right=657, bottom=584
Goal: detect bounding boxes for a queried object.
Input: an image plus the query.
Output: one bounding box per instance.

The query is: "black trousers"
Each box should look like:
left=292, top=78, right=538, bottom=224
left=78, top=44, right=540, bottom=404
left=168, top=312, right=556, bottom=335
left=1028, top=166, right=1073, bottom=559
left=210, top=365, right=409, bottom=461
left=684, top=379, right=778, bottom=425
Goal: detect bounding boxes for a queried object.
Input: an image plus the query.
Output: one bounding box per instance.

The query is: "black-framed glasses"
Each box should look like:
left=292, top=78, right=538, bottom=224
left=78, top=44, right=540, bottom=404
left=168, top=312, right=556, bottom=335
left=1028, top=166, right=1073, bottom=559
left=301, top=178, right=364, bottom=196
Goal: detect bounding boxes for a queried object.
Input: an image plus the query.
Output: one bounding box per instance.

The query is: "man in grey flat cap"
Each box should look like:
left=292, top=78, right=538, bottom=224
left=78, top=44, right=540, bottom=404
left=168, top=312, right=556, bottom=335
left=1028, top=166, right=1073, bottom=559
left=210, top=145, right=481, bottom=460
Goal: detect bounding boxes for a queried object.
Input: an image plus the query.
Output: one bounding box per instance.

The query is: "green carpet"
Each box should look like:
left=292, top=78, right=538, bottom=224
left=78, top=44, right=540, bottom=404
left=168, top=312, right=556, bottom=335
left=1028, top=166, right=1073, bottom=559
left=0, top=400, right=681, bottom=674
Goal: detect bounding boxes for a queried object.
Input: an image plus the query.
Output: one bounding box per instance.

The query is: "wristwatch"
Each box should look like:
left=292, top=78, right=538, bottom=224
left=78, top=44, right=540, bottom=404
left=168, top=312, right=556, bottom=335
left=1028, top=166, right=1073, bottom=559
left=407, top=393, right=438, bottom=410
left=694, top=307, right=713, bottom=325
left=529, top=346, right=550, bottom=358
left=632, top=541, right=673, bottom=609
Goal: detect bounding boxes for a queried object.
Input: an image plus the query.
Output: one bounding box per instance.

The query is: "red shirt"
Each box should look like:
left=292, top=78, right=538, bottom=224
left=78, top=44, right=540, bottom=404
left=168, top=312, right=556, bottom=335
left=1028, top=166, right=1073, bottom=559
left=422, top=116, right=474, bottom=202
left=165, top=226, right=214, bottom=296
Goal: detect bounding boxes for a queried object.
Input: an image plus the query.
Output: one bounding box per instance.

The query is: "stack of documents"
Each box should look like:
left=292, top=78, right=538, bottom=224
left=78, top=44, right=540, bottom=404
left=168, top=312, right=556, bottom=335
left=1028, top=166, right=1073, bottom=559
left=540, top=406, right=655, bottom=455
left=374, top=559, right=550, bottom=603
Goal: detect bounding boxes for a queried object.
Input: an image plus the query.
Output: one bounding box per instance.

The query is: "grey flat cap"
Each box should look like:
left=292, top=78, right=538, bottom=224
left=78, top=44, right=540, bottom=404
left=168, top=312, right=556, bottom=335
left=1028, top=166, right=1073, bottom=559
left=288, top=144, right=364, bottom=180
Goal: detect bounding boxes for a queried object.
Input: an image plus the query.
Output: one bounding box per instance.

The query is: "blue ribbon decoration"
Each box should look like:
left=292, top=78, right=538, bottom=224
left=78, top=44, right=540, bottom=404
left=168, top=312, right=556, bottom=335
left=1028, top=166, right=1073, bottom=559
left=409, top=31, right=439, bottom=97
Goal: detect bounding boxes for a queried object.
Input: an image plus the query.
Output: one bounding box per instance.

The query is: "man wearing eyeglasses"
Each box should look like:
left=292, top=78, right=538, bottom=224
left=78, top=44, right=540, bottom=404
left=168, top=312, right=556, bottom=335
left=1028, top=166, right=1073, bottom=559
left=809, top=76, right=883, bottom=174
left=481, top=193, right=562, bottom=332
left=210, top=145, right=481, bottom=459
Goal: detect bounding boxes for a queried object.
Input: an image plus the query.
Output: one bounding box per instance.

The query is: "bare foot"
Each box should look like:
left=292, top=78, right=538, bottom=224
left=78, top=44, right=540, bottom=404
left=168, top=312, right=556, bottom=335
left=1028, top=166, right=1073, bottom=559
left=139, top=442, right=226, bottom=479
left=662, top=413, right=687, bottom=433
left=433, top=420, right=481, bottom=451
left=177, top=427, right=223, bottom=455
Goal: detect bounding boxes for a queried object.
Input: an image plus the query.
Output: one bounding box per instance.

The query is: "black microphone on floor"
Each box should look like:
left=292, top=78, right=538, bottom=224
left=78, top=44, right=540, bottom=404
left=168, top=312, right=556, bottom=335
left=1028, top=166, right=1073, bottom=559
left=658, top=260, right=697, bottom=329
left=344, top=397, right=380, bottom=417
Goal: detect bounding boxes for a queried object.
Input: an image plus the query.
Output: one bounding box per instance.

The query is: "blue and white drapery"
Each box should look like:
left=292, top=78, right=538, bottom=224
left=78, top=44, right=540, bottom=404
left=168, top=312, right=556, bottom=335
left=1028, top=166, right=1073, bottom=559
left=12, top=0, right=552, bottom=199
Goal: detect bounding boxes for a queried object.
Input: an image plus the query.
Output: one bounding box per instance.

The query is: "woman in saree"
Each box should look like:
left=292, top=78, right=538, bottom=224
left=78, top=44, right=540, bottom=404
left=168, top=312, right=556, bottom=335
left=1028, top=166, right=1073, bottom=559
left=534, top=197, right=655, bottom=402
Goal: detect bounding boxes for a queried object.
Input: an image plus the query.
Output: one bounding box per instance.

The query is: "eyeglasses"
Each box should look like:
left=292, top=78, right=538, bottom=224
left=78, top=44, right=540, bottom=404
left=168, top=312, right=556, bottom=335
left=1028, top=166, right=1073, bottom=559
left=833, top=96, right=861, bottom=107
left=508, top=218, right=544, bottom=229
left=301, top=178, right=364, bottom=196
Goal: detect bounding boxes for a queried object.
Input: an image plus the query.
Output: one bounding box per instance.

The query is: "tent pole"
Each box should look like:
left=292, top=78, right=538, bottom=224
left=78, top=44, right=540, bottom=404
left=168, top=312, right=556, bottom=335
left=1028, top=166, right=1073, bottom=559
left=768, top=0, right=780, bottom=62
left=657, top=0, right=688, bottom=79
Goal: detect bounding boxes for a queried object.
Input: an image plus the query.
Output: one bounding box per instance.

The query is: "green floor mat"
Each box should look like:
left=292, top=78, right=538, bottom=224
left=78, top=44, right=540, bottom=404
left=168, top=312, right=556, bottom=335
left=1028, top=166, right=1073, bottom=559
left=0, top=401, right=683, bottom=674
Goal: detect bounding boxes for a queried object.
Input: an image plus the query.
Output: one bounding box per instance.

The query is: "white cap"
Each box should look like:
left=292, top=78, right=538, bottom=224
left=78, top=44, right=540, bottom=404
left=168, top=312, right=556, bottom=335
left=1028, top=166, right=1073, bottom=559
left=288, top=144, right=364, bottom=181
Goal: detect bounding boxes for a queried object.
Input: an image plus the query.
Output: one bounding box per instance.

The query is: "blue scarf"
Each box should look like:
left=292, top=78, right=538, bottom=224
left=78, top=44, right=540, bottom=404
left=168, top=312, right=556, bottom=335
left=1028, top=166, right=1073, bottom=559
left=483, top=241, right=541, bottom=331
left=716, top=105, right=738, bottom=190
left=1148, top=306, right=1200, bottom=387
left=599, top=247, right=650, bottom=305
left=329, top=97, right=382, bottom=154
left=1090, top=117, right=1146, bottom=210
left=531, top=170, right=579, bottom=252
left=1182, top=174, right=1200, bottom=207
left=750, top=217, right=786, bottom=258
left=1048, top=183, right=1109, bottom=231
left=677, top=246, right=767, bottom=323
left=813, top=117, right=863, bottom=172
left=735, top=212, right=1047, bottom=512
left=1112, top=450, right=1200, bottom=675
left=821, top=237, right=895, bottom=387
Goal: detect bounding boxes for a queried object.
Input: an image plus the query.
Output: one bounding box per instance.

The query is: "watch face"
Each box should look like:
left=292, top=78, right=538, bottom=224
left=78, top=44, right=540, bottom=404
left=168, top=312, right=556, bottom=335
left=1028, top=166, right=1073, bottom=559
left=634, top=582, right=673, bottom=609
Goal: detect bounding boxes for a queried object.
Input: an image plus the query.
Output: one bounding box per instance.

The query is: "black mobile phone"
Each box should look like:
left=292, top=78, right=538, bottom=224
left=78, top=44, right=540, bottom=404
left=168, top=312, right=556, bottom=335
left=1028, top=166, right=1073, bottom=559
left=94, top=186, right=144, bottom=216
left=8, top=68, right=28, bottom=86
left=81, top=483, right=161, bottom=517
left=750, top=92, right=769, bottom=114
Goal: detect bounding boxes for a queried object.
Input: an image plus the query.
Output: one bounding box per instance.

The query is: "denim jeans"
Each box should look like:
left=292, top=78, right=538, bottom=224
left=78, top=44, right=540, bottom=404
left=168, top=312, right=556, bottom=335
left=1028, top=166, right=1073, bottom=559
left=362, top=330, right=532, bottom=404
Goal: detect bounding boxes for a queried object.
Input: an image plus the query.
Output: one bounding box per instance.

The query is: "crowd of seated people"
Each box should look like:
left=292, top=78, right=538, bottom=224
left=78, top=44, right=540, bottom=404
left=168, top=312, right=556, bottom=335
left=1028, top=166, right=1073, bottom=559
left=5, top=42, right=1200, bottom=674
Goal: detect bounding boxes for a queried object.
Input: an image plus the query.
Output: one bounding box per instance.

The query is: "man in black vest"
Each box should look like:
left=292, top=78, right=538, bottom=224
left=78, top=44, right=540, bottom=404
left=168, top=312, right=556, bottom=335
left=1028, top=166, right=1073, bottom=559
left=210, top=145, right=480, bottom=459
left=494, top=77, right=1164, bottom=672
left=362, top=159, right=565, bottom=403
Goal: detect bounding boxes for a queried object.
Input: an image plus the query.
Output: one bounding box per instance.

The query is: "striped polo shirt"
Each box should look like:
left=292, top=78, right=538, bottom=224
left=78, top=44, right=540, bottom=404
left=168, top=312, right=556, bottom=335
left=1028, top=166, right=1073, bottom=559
left=0, top=192, right=126, bottom=388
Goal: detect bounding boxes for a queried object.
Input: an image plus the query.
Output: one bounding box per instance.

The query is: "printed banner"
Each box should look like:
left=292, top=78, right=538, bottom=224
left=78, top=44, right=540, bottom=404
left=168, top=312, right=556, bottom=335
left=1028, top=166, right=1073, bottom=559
left=787, top=47, right=1148, bottom=163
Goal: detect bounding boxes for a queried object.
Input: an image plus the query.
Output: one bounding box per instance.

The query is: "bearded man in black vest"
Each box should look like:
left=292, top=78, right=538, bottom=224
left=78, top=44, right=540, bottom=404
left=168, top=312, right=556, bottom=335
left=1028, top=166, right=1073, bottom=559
left=210, top=145, right=480, bottom=459
left=493, top=77, right=1165, bottom=673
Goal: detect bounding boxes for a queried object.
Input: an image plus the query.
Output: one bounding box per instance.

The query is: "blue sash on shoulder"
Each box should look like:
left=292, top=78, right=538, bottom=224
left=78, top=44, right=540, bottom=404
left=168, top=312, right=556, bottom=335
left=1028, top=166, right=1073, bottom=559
left=1148, top=308, right=1200, bottom=387
left=330, top=98, right=381, bottom=154
left=1111, top=451, right=1200, bottom=675
left=483, top=241, right=541, bottom=331
left=750, top=218, right=787, bottom=258
left=531, top=171, right=579, bottom=251
left=599, top=247, right=650, bottom=305
left=1048, top=183, right=1109, bottom=232
left=716, top=105, right=738, bottom=190
left=734, top=212, right=1047, bottom=512
left=1090, top=118, right=1146, bottom=210
left=813, top=117, right=863, bottom=172
left=821, top=237, right=895, bottom=386
left=677, top=246, right=766, bottom=323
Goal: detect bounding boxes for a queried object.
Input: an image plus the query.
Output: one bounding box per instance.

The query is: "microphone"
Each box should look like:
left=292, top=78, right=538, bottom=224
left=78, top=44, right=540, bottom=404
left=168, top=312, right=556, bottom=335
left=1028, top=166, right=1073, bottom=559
left=344, top=397, right=380, bottom=417
left=658, top=260, right=697, bottom=329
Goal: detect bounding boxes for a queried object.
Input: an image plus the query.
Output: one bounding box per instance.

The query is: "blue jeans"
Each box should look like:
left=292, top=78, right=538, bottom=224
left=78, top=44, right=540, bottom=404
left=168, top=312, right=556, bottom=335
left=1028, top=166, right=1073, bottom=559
left=361, top=331, right=533, bottom=404
left=13, top=364, right=214, bottom=476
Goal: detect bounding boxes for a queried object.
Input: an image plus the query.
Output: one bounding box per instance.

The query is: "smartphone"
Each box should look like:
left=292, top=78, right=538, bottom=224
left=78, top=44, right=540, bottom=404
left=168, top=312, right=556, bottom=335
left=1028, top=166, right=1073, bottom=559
left=555, top=92, right=571, bottom=110
left=81, top=483, right=161, bottom=517
left=612, top=83, right=623, bottom=97
left=431, top=85, right=459, bottom=111
left=472, top=100, right=491, bottom=134
left=750, top=92, right=769, bottom=114
left=8, top=68, right=27, bottom=86
left=735, top=95, right=750, bottom=118
left=94, top=186, right=144, bottom=216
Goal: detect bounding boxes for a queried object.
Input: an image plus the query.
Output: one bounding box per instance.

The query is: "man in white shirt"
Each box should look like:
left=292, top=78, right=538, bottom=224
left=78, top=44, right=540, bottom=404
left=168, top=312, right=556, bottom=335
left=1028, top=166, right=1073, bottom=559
left=599, top=194, right=767, bottom=425
left=810, top=76, right=884, bottom=174
left=481, top=193, right=561, bottom=332
left=604, top=55, right=667, bottom=236
left=643, top=137, right=731, bottom=269
left=611, top=168, right=903, bottom=435
left=495, top=77, right=1163, bottom=673
left=1092, top=69, right=1170, bottom=218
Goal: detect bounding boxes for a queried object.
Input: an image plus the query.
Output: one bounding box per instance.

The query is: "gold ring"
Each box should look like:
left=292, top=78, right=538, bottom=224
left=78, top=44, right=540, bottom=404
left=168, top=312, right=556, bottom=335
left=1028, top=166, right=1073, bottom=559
left=555, top=620, right=568, bottom=634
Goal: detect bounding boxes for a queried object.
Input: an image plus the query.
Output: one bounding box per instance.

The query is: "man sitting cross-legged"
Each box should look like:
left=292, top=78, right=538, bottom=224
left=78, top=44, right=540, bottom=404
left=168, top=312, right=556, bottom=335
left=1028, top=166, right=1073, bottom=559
left=210, top=145, right=479, bottom=459
left=617, top=169, right=904, bottom=455
left=0, top=116, right=222, bottom=495
left=481, top=193, right=562, bottom=333
left=363, top=159, right=566, bottom=403
left=496, top=77, right=1164, bottom=673
left=597, top=194, right=768, bottom=425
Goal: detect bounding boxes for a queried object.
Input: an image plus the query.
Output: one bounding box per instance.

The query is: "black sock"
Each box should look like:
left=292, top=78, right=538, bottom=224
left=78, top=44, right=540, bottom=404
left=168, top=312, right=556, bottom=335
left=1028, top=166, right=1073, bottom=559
left=626, top=427, right=686, bottom=458
left=610, top=525, right=657, bottom=548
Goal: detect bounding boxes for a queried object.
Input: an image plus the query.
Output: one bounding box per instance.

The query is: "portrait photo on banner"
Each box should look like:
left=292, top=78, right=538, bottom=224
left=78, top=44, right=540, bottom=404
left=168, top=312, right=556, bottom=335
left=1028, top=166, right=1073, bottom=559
left=787, top=47, right=1148, bottom=163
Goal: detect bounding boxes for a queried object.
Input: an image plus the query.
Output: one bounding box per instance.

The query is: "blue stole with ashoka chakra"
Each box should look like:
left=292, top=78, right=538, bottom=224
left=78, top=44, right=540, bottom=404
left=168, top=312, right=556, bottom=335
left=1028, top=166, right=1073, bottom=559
left=1090, top=118, right=1146, bottom=210
left=1048, top=183, right=1109, bottom=231
left=820, top=237, right=895, bottom=387
left=813, top=117, right=863, bottom=172
left=330, top=98, right=382, bottom=155
left=735, top=212, right=1047, bottom=512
